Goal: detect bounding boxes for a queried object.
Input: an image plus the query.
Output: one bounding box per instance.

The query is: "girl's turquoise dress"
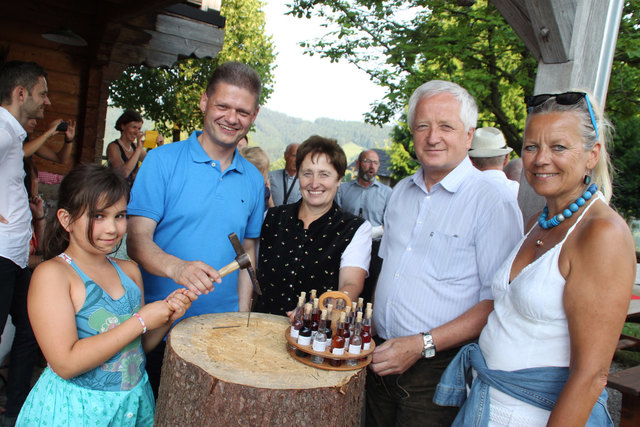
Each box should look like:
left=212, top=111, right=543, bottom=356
left=17, top=254, right=154, bottom=426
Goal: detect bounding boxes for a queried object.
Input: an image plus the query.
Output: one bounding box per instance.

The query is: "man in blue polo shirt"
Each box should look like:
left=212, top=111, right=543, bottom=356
left=126, top=61, right=265, bottom=396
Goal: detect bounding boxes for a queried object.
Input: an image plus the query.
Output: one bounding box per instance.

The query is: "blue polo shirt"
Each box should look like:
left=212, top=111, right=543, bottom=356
left=128, top=131, right=265, bottom=315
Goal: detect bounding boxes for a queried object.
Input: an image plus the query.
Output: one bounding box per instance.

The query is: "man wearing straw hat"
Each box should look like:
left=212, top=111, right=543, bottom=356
left=468, top=127, right=519, bottom=200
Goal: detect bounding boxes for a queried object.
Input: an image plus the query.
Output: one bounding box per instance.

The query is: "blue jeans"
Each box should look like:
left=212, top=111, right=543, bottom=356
left=434, top=343, right=613, bottom=426
left=0, top=257, right=38, bottom=417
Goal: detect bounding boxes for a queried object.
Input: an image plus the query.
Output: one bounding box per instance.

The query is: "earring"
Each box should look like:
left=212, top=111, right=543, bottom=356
left=583, top=174, right=591, bottom=185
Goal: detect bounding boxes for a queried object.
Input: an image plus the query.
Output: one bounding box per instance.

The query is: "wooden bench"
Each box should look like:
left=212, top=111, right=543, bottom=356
left=608, top=365, right=640, bottom=427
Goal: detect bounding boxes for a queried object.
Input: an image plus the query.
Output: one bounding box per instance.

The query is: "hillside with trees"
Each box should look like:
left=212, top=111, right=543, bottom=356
left=250, top=108, right=392, bottom=167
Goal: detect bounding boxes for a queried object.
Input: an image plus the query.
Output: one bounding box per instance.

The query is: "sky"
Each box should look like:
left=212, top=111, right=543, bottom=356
left=262, top=1, right=386, bottom=123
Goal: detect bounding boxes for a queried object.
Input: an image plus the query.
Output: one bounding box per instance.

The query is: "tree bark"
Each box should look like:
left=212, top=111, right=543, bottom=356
left=155, top=312, right=366, bottom=426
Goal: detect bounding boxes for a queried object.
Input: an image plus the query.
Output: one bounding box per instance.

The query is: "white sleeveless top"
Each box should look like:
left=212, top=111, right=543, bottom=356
left=478, top=192, right=604, bottom=426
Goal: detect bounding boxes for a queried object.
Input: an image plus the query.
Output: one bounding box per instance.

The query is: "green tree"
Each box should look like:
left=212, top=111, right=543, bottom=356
left=109, top=0, right=276, bottom=141
left=289, top=0, right=537, bottom=153
left=291, top=0, right=640, bottom=219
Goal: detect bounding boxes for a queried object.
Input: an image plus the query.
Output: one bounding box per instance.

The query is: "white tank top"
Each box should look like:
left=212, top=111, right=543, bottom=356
left=478, top=192, right=604, bottom=426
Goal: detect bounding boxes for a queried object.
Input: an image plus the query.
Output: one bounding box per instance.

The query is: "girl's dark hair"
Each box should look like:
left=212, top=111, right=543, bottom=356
left=44, top=164, right=130, bottom=259
left=114, top=110, right=143, bottom=131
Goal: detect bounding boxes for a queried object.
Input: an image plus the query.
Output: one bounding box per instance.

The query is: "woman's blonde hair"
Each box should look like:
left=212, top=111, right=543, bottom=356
left=525, top=92, right=613, bottom=202
left=240, top=146, right=270, bottom=181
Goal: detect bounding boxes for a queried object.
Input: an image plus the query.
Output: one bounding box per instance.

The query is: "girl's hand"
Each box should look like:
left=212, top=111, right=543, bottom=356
left=136, top=300, right=175, bottom=331
left=165, top=288, right=197, bottom=323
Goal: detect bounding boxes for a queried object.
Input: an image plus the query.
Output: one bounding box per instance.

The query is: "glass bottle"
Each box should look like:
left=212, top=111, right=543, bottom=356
left=343, top=306, right=352, bottom=347
left=311, top=309, right=328, bottom=364
left=329, top=312, right=347, bottom=367
left=325, top=303, right=333, bottom=340
left=310, top=289, right=317, bottom=302
left=346, top=312, right=363, bottom=366
left=311, top=298, right=320, bottom=339
left=357, top=297, right=364, bottom=313
left=296, top=303, right=313, bottom=357
left=361, top=307, right=372, bottom=351
left=289, top=296, right=305, bottom=339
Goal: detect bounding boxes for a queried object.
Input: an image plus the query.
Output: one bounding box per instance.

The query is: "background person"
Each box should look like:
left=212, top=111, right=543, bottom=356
left=0, top=60, right=49, bottom=425
left=468, top=126, right=519, bottom=200
left=22, top=118, right=75, bottom=164
left=240, top=145, right=274, bottom=209
left=435, top=91, right=636, bottom=425
left=255, top=136, right=372, bottom=316
left=335, top=149, right=391, bottom=303
left=107, top=110, right=164, bottom=187
left=269, top=143, right=302, bottom=206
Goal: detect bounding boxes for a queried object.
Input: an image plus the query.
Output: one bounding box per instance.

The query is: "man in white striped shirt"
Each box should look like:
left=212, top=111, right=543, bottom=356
left=366, top=81, right=523, bottom=426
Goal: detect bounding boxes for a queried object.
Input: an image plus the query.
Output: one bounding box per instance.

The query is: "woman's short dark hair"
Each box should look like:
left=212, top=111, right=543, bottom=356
left=295, top=135, right=347, bottom=179
left=115, top=110, right=143, bottom=131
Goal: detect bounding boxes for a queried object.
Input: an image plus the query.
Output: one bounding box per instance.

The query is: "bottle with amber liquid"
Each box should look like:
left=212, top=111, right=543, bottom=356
left=346, top=312, right=363, bottom=366
left=296, top=303, right=313, bottom=358
left=311, top=298, right=320, bottom=339
left=329, top=312, right=347, bottom=367
left=311, top=309, right=328, bottom=364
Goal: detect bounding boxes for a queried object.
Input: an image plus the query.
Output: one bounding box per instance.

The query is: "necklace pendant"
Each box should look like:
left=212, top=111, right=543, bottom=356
left=536, top=239, right=543, bottom=247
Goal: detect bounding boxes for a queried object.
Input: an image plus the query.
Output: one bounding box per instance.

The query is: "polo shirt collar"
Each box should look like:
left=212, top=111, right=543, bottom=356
left=0, top=106, right=26, bottom=142
left=188, top=130, right=246, bottom=174
left=412, top=156, right=475, bottom=194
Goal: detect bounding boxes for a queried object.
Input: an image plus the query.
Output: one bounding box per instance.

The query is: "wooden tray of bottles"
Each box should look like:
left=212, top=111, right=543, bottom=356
left=284, top=326, right=375, bottom=371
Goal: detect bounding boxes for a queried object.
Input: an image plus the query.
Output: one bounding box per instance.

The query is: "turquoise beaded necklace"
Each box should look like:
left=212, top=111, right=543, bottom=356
left=538, top=183, right=598, bottom=230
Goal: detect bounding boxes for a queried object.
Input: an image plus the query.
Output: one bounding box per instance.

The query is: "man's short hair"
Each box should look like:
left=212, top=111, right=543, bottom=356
left=0, top=61, right=47, bottom=105
left=205, top=62, right=262, bottom=107
left=471, top=155, right=506, bottom=170
left=407, top=80, right=477, bottom=132
left=296, top=135, right=347, bottom=179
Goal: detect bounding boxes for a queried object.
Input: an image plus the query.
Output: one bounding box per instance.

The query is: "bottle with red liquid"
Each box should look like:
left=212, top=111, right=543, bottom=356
left=361, top=307, right=372, bottom=351
left=289, top=295, right=305, bottom=340
left=325, top=303, right=333, bottom=340
left=296, top=303, right=313, bottom=357
left=329, top=312, right=347, bottom=367
left=343, top=306, right=352, bottom=347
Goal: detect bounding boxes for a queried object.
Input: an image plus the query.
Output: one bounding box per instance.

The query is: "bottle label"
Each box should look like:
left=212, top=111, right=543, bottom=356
left=363, top=342, right=371, bottom=351
left=290, top=328, right=299, bottom=339
left=345, top=338, right=350, bottom=348
left=313, top=340, right=327, bottom=352
left=298, top=335, right=311, bottom=346
left=348, top=344, right=362, bottom=354
left=332, top=347, right=345, bottom=356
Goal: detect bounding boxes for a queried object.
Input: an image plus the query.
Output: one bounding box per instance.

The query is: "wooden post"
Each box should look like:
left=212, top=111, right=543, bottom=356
left=155, top=312, right=366, bottom=426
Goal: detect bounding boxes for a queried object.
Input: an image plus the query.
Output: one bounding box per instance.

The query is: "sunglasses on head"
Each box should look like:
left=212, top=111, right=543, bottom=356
left=526, top=91, right=599, bottom=140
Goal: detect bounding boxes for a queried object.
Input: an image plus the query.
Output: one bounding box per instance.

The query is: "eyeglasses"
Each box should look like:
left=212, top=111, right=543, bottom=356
left=361, top=159, right=380, bottom=166
left=526, top=91, right=599, bottom=140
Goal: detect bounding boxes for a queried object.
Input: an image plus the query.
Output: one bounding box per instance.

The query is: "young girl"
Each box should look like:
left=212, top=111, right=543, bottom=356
left=17, top=164, right=196, bottom=426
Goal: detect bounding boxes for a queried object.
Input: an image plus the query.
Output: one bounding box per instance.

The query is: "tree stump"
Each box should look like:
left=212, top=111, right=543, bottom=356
left=155, top=312, right=366, bottom=426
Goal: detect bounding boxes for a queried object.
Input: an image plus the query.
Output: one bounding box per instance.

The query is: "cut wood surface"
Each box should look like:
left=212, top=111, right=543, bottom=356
left=156, top=312, right=366, bottom=426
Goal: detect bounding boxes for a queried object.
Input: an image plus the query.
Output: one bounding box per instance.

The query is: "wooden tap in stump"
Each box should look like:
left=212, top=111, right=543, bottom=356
left=155, top=312, right=366, bottom=426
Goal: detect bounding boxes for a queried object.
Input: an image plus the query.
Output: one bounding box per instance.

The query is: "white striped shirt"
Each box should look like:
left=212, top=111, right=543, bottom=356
left=374, top=157, right=523, bottom=339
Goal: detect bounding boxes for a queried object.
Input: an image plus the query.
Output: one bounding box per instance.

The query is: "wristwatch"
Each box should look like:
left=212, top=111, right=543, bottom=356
left=421, top=331, right=436, bottom=358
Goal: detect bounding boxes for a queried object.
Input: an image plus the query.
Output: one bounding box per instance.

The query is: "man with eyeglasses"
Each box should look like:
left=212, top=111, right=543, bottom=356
left=335, top=150, right=391, bottom=302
